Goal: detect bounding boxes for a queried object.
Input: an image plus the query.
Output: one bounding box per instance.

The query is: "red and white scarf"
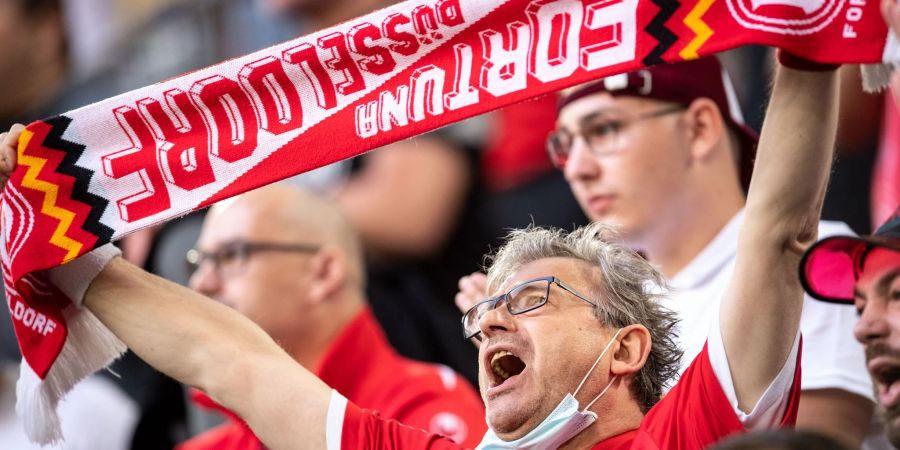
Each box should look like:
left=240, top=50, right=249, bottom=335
left=3, top=0, right=897, bottom=443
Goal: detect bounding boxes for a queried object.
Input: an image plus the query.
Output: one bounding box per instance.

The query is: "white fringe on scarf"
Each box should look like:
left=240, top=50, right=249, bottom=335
left=862, top=28, right=900, bottom=92
left=16, top=305, right=125, bottom=445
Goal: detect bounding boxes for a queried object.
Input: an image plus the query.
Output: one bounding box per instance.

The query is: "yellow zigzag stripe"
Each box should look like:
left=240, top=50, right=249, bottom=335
left=680, top=0, right=716, bottom=60
left=17, top=129, right=84, bottom=264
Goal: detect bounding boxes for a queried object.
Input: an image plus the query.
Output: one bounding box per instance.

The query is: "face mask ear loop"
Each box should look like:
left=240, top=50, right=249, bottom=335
left=573, top=328, right=623, bottom=397
left=581, top=375, right=618, bottom=413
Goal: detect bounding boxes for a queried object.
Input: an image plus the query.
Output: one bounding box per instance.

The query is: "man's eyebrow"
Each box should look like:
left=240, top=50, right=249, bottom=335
left=577, top=110, right=618, bottom=126
left=860, top=269, right=900, bottom=299
left=877, top=269, right=900, bottom=296
left=517, top=284, right=545, bottom=292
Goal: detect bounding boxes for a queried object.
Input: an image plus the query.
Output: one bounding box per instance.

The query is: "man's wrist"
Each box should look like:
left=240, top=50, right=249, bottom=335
left=46, top=243, right=121, bottom=307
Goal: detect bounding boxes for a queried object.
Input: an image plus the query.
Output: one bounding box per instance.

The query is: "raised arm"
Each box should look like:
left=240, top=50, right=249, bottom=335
left=720, top=65, right=839, bottom=412
left=87, top=259, right=332, bottom=450
left=0, top=127, right=332, bottom=450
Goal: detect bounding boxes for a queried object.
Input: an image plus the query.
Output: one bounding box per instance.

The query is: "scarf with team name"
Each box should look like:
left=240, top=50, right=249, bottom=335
left=3, top=0, right=898, bottom=444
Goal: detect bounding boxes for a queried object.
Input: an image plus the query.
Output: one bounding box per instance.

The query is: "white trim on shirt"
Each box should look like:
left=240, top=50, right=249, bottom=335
left=708, top=309, right=800, bottom=430
left=327, top=391, right=349, bottom=450
left=666, top=211, right=872, bottom=403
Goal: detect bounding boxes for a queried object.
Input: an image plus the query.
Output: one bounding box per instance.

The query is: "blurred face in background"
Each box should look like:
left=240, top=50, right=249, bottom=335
left=0, top=0, right=66, bottom=121
left=189, top=200, right=320, bottom=352
left=556, top=93, right=694, bottom=247
left=0, top=0, right=36, bottom=119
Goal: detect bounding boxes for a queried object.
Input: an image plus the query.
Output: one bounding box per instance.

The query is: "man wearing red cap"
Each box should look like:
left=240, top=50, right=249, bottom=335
left=547, top=56, right=873, bottom=446
left=801, top=209, right=900, bottom=447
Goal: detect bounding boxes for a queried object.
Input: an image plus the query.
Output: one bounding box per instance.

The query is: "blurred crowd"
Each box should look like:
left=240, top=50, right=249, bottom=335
left=0, top=0, right=897, bottom=449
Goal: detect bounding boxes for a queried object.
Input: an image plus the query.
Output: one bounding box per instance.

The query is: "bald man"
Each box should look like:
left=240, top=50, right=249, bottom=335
left=177, top=185, right=486, bottom=450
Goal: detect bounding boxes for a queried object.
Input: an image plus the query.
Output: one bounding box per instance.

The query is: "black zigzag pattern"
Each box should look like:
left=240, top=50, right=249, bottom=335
left=643, top=0, right=679, bottom=66
left=40, top=115, right=115, bottom=247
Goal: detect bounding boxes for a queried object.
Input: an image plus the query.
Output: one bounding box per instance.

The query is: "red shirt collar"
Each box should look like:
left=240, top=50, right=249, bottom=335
left=313, top=308, right=397, bottom=398
left=590, top=429, right=638, bottom=450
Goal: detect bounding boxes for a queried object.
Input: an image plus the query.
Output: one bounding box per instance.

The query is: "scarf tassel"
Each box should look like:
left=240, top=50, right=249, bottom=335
left=862, top=31, right=900, bottom=92
left=16, top=306, right=125, bottom=445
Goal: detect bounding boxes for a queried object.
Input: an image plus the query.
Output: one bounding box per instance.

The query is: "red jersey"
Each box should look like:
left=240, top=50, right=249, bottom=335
left=178, top=309, right=486, bottom=450
left=330, top=341, right=802, bottom=450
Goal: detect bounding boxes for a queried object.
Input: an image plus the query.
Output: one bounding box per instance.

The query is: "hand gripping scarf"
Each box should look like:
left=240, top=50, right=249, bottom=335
left=2, top=0, right=898, bottom=443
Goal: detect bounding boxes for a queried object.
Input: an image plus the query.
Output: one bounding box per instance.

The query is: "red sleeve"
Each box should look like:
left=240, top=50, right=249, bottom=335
left=633, top=341, right=802, bottom=449
left=392, top=391, right=487, bottom=448
left=340, top=400, right=471, bottom=450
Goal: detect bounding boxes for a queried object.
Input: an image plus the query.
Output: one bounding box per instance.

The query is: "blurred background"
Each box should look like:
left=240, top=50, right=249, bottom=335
left=0, top=0, right=893, bottom=448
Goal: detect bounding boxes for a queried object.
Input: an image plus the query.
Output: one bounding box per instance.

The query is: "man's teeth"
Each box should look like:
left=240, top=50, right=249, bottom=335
left=492, top=350, right=514, bottom=381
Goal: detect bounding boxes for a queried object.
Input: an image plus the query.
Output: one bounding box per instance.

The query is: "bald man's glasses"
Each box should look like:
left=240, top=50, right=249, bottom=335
left=186, top=240, right=319, bottom=278
left=546, top=105, right=684, bottom=169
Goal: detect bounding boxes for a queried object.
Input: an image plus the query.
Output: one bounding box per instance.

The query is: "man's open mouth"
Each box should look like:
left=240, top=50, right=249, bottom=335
left=871, top=360, right=900, bottom=408
left=490, top=350, right=526, bottom=387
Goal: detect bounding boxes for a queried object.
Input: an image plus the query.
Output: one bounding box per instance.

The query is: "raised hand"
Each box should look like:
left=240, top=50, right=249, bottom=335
left=0, top=124, right=23, bottom=192
left=455, top=272, right=487, bottom=314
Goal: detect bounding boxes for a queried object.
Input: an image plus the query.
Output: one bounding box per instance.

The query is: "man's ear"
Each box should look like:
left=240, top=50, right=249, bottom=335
left=610, top=324, right=651, bottom=377
left=682, top=98, right=728, bottom=162
left=308, top=245, right=347, bottom=304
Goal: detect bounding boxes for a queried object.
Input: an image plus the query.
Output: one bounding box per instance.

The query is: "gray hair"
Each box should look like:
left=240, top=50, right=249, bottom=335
left=485, top=222, right=682, bottom=412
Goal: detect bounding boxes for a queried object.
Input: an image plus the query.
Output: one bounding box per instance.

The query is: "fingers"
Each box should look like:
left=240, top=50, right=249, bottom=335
left=0, top=124, right=24, bottom=192
left=455, top=272, right=488, bottom=313
left=463, top=272, right=487, bottom=290
left=1, top=124, right=23, bottom=166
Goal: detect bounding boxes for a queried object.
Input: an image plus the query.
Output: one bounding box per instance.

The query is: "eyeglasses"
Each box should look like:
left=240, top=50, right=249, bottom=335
left=461, top=276, right=596, bottom=341
left=546, top=105, right=685, bottom=169
left=186, top=240, right=319, bottom=278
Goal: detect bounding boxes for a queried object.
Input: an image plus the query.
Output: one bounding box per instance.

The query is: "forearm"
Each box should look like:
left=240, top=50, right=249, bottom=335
left=84, top=257, right=330, bottom=449
left=85, top=257, right=271, bottom=390
left=721, top=65, right=839, bottom=411
left=745, top=66, right=838, bottom=247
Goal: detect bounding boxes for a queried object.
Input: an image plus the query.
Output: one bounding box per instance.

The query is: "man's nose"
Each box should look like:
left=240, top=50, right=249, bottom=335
left=854, top=299, right=890, bottom=344
left=188, top=261, right=222, bottom=297
left=563, top=138, right=602, bottom=182
left=478, top=302, right=517, bottom=339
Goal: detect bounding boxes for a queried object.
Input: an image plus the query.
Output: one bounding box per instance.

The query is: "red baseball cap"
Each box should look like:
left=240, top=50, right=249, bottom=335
left=557, top=56, right=758, bottom=190
left=800, top=209, right=900, bottom=304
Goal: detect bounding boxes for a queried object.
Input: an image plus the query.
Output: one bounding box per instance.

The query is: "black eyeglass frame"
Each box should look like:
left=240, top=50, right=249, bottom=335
left=461, top=275, right=597, bottom=341
left=546, top=104, right=686, bottom=169
left=186, top=240, right=320, bottom=277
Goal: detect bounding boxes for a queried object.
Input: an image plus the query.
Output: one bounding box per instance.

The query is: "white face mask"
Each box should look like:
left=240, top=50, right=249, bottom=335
left=476, top=328, right=623, bottom=450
